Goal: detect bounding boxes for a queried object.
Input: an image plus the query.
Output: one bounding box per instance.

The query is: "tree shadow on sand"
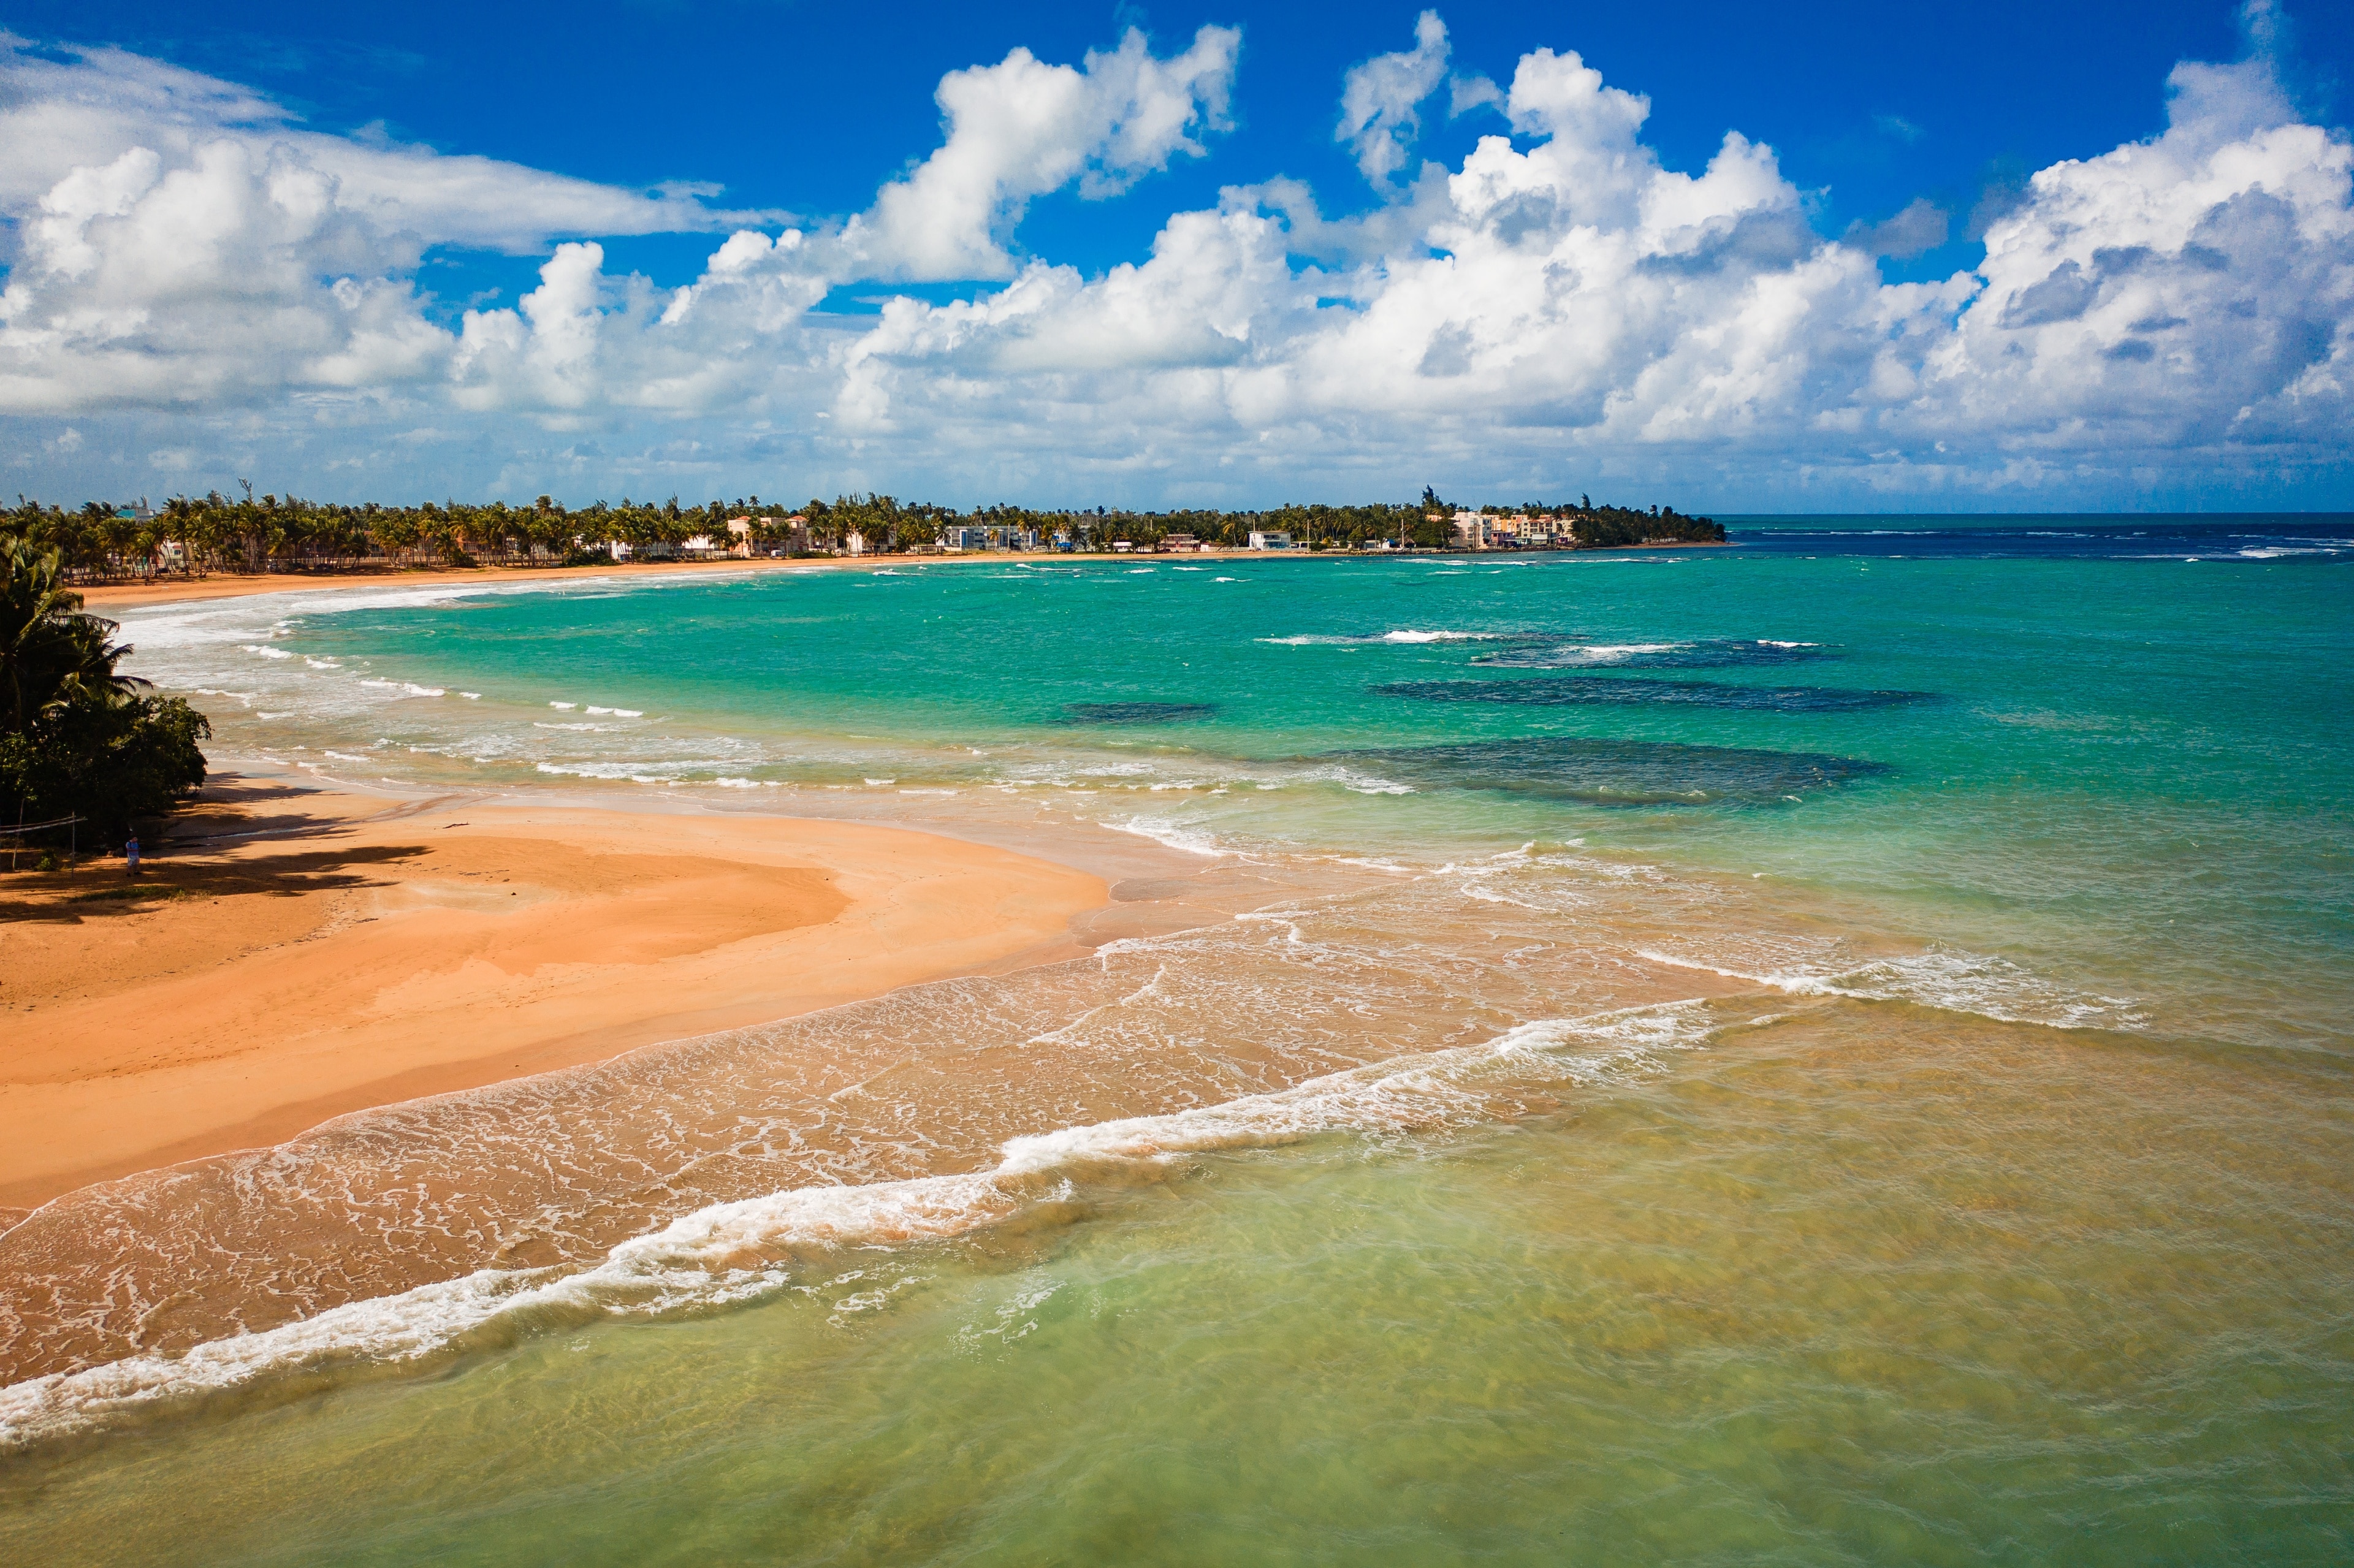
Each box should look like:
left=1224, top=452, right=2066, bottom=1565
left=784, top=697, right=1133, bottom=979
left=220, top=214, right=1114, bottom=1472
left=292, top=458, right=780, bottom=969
left=0, top=843, right=433, bottom=924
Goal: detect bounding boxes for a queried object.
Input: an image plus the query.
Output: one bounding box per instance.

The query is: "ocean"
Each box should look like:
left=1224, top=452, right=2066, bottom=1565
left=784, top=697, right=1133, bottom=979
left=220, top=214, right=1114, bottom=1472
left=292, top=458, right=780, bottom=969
left=2, top=517, right=2349, bottom=1562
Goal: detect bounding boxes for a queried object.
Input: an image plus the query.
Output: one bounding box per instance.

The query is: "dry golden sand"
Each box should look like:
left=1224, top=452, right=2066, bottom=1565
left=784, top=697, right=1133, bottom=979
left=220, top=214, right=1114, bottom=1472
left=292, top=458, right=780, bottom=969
left=77, top=557, right=834, bottom=612
left=74, top=550, right=1256, bottom=614
left=0, top=778, right=1105, bottom=1214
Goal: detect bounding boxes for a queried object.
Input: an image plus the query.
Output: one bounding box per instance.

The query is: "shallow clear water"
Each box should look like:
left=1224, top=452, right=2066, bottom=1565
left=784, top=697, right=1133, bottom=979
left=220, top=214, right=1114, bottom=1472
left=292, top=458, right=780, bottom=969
left=3, top=517, right=2349, bottom=1561
left=120, top=514, right=2354, bottom=1046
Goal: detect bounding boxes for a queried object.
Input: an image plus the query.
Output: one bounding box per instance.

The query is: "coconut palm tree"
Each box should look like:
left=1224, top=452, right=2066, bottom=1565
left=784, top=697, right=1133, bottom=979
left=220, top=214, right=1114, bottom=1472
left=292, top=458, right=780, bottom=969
left=0, top=534, right=148, bottom=733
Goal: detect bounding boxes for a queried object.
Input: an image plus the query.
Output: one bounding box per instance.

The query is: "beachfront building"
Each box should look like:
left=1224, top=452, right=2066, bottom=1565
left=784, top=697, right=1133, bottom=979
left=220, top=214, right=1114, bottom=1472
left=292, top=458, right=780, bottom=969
left=940, top=523, right=1040, bottom=552
left=1453, top=511, right=1575, bottom=549
left=728, top=514, right=813, bottom=556
left=1247, top=531, right=1294, bottom=550
left=1159, top=533, right=1203, bottom=553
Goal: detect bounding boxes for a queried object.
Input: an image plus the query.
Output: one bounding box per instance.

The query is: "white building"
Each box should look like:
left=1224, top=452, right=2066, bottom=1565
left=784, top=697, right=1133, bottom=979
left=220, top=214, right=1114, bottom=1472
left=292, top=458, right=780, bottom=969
left=941, top=523, right=1038, bottom=552
left=1247, top=531, right=1294, bottom=550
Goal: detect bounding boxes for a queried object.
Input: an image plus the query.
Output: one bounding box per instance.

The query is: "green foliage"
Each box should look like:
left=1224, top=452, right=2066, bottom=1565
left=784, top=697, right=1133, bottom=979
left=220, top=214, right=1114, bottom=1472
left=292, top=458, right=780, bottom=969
left=10, top=483, right=1721, bottom=579
left=0, top=695, right=211, bottom=839
left=1, top=533, right=146, bottom=729
left=0, top=533, right=210, bottom=842
left=1568, top=506, right=1726, bottom=547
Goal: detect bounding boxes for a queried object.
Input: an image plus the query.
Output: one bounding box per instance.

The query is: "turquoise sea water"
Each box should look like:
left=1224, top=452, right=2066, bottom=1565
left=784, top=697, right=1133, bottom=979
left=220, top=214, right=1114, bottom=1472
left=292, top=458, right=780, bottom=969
left=4, top=517, right=2350, bottom=1561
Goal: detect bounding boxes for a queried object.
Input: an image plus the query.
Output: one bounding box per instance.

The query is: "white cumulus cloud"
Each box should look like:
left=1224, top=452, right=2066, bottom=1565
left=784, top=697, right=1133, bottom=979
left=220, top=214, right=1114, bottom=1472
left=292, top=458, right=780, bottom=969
left=851, top=26, right=1239, bottom=280
left=1, top=12, right=2349, bottom=508
left=1336, top=10, right=1453, bottom=183
left=0, top=33, right=766, bottom=416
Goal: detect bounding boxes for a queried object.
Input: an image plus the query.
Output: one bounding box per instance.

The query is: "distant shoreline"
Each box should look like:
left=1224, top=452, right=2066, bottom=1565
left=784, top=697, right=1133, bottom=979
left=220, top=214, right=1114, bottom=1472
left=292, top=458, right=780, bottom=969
left=78, top=539, right=1730, bottom=611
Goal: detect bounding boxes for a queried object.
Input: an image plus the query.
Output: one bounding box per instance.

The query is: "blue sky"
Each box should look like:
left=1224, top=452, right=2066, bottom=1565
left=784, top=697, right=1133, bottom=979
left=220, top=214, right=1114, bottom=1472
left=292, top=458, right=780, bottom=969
left=2, top=1, right=2351, bottom=509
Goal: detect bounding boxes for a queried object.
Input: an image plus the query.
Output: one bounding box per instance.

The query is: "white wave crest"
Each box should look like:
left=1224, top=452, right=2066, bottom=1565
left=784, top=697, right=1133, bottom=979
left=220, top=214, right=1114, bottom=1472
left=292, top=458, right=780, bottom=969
left=1105, top=815, right=1229, bottom=857
left=1634, top=947, right=2144, bottom=1031
left=1258, top=630, right=1504, bottom=647
left=0, top=1002, right=1715, bottom=1451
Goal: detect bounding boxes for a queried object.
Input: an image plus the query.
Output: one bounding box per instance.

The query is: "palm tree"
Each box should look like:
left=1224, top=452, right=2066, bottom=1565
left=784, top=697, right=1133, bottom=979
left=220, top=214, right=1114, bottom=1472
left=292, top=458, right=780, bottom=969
left=0, top=535, right=150, bottom=733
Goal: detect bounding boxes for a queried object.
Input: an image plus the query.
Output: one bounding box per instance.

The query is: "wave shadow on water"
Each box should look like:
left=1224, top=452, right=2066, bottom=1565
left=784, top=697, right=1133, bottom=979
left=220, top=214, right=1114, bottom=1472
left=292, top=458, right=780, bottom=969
left=1055, top=703, right=1220, bottom=726
left=1372, top=677, right=1936, bottom=714
left=1333, top=737, right=1894, bottom=805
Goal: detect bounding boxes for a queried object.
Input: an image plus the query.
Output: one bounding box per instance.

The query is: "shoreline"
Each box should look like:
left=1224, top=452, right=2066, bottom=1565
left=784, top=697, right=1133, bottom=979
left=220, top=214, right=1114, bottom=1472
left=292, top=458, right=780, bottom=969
left=78, top=555, right=867, bottom=612
left=0, top=775, right=1112, bottom=1216
left=76, top=540, right=1727, bottom=612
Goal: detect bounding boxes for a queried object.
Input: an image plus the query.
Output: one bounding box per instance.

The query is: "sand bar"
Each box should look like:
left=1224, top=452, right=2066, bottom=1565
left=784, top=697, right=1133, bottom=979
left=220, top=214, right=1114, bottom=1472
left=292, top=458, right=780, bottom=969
left=0, top=778, right=1106, bottom=1213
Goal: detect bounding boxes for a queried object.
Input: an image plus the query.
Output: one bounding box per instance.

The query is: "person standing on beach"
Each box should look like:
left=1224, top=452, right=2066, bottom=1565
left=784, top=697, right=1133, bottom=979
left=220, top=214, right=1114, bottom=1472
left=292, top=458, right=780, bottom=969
left=124, top=833, right=139, bottom=878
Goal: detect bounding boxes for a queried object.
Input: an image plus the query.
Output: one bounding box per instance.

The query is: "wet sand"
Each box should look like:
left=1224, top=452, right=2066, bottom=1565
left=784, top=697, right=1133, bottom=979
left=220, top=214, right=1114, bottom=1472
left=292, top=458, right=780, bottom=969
left=0, top=778, right=1107, bottom=1214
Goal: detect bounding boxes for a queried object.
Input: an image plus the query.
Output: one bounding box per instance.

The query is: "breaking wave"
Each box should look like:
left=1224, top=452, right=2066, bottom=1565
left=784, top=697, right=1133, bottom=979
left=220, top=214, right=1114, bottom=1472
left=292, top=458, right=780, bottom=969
left=1472, top=638, right=1830, bottom=669
left=1634, top=948, right=2146, bottom=1032
left=0, top=1004, right=1718, bottom=1451
left=1259, top=630, right=1524, bottom=646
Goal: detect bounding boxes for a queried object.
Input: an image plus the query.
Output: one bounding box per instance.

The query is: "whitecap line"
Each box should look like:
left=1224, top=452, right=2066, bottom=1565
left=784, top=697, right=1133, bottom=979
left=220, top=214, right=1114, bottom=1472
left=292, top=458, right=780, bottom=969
left=0, top=1002, right=1718, bottom=1450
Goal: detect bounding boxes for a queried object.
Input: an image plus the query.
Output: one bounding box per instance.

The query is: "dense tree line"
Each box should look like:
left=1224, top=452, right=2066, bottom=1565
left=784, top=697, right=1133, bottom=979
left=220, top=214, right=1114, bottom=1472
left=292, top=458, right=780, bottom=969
left=8, top=486, right=1721, bottom=580
left=1, top=536, right=208, bottom=850
left=1455, top=491, right=1728, bottom=547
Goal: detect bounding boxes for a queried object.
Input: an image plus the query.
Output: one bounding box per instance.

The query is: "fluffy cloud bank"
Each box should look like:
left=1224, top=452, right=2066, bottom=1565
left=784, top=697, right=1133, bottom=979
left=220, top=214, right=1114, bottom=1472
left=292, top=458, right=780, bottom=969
left=2, top=15, right=2348, bottom=506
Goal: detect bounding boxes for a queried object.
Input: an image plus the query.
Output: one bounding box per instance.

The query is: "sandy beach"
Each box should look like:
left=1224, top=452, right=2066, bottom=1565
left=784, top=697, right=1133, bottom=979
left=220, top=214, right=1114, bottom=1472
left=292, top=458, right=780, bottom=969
left=69, top=543, right=1720, bottom=614
left=76, top=557, right=847, bottom=612
left=71, top=554, right=1249, bottom=612
left=0, top=777, right=1106, bottom=1216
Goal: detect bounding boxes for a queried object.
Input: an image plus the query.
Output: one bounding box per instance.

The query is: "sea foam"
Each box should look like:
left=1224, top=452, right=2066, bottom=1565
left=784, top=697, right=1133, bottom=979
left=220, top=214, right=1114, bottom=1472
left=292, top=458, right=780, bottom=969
left=0, top=1003, right=1717, bottom=1450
